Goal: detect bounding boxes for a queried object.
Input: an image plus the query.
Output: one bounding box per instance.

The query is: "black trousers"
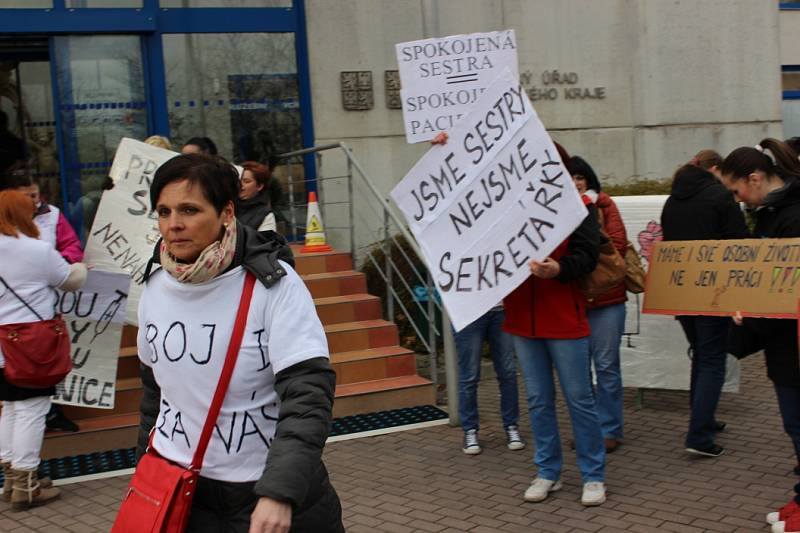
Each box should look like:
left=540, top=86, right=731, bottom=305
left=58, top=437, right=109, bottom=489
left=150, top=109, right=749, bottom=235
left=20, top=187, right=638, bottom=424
left=185, top=471, right=345, bottom=533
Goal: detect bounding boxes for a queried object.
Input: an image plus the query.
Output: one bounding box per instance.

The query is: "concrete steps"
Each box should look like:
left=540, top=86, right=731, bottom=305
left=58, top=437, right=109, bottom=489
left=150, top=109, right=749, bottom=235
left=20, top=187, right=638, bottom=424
left=39, top=244, right=435, bottom=458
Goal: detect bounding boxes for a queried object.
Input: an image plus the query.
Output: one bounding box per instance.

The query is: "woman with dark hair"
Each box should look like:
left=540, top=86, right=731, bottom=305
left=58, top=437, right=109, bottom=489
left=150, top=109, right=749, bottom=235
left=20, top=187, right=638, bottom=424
left=0, top=190, right=87, bottom=509
left=237, top=161, right=276, bottom=232
left=690, top=149, right=725, bottom=180
left=181, top=136, right=218, bottom=156
left=662, top=164, right=747, bottom=458
left=718, top=139, right=800, bottom=533
left=567, top=156, right=628, bottom=453
left=135, top=153, right=342, bottom=532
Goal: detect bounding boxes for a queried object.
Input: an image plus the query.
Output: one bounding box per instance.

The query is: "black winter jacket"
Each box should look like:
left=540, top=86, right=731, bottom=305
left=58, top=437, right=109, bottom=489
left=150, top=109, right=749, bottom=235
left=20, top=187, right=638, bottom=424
left=737, top=179, right=800, bottom=386
left=661, top=170, right=748, bottom=241
left=137, top=223, right=340, bottom=515
left=236, top=191, right=273, bottom=231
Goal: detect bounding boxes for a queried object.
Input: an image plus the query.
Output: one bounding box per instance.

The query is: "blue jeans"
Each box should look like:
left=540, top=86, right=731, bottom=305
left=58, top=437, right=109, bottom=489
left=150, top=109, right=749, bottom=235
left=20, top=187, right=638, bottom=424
left=454, top=309, right=519, bottom=432
left=513, top=335, right=605, bottom=483
left=588, top=304, right=626, bottom=440
left=774, top=384, right=800, bottom=466
left=678, top=316, right=729, bottom=449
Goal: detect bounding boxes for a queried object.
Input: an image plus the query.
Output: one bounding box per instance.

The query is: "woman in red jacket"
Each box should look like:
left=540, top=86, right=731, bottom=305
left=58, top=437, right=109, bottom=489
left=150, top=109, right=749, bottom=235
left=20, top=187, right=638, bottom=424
left=567, top=156, right=628, bottom=453
left=503, top=164, right=605, bottom=506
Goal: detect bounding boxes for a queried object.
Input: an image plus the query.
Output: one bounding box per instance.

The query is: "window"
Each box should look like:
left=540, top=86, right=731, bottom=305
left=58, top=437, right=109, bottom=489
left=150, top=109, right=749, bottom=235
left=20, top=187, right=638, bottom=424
left=162, top=32, right=301, bottom=162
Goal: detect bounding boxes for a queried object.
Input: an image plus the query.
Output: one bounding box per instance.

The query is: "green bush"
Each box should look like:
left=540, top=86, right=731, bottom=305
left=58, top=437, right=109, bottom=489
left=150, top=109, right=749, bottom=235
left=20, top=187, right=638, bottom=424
left=360, top=234, right=441, bottom=354
left=604, top=179, right=672, bottom=196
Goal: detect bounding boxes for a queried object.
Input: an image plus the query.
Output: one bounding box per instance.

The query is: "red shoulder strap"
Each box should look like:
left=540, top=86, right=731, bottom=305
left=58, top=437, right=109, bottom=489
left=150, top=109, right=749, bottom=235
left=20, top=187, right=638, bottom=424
left=190, top=272, right=257, bottom=471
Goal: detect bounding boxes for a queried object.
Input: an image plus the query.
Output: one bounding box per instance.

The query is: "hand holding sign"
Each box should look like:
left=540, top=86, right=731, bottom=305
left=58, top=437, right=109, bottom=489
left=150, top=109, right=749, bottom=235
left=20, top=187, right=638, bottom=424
left=391, top=69, right=587, bottom=330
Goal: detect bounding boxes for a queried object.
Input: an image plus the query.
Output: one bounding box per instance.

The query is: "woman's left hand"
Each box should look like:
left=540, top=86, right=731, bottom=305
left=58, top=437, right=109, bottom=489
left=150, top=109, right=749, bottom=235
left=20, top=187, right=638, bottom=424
left=529, top=257, right=561, bottom=279
left=249, top=497, right=291, bottom=533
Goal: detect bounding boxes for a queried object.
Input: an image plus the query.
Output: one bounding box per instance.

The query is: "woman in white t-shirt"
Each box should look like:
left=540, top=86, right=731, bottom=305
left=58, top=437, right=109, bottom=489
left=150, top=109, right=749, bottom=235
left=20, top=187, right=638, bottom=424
left=136, top=154, right=343, bottom=533
left=0, top=190, right=87, bottom=510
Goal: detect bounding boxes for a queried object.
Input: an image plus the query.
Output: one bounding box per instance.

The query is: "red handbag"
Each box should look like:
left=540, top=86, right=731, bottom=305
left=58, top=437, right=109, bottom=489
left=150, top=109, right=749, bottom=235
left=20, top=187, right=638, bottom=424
left=0, top=276, right=72, bottom=388
left=111, top=272, right=256, bottom=533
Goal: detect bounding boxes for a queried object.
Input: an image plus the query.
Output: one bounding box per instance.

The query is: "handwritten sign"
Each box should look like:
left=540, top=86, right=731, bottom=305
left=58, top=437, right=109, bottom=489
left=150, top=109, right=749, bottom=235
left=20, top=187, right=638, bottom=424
left=52, top=270, right=130, bottom=409
left=391, top=70, right=587, bottom=331
left=84, top=138, right=178, bottom=324
left=644, top=237, right=800, bottom=318
left=396, top=30, right=518, bottom=143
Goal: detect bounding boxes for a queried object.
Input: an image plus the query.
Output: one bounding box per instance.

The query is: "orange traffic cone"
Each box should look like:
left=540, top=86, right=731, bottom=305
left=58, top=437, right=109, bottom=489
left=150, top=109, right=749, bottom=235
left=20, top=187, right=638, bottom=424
left=301, top=191, right=333, bottom=253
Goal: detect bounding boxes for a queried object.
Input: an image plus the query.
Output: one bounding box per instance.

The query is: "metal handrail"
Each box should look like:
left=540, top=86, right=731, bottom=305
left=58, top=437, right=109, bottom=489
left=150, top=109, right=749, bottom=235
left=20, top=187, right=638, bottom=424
left=276, top=142, right=447, bottom=386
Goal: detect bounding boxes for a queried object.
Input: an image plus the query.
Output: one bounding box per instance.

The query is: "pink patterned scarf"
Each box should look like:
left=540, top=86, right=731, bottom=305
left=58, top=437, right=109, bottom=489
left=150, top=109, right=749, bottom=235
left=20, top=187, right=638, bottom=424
left=159, top=219, right=238, bottom=284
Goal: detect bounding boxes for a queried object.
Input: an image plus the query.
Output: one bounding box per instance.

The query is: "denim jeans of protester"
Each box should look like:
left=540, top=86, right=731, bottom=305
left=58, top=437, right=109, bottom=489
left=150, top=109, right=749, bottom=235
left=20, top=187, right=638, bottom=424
left=678, top=315, right=729, bottom=449
left=454, top=308, right=519, bottom=432
left=513, top=335, right=605, bottom=483
left=774, top=384, right=800, bottom=467
left=587, top=303, right=626, bottom=440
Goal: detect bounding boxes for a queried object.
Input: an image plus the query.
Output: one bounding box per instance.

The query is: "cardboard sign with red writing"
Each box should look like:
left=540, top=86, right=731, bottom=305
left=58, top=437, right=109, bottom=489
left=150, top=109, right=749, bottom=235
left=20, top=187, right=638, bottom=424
left=643, top=238, right=800, bottom=318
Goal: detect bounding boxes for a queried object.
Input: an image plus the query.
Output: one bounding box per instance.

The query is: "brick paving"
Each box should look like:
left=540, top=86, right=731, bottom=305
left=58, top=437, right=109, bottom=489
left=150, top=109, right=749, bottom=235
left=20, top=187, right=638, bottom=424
left=0, top=354, right=795, bottom=532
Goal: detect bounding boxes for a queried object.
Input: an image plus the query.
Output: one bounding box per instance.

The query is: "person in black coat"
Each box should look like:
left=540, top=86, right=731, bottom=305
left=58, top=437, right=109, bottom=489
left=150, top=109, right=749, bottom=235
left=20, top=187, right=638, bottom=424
left=720, top=139, right=800, bottom=533
left=661, top=164, right=748, bottom=458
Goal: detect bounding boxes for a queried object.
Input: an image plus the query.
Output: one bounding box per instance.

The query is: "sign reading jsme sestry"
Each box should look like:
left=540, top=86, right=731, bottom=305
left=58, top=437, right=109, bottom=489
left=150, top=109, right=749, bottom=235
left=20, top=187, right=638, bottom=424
left=391, top=69, right=587, bottom=331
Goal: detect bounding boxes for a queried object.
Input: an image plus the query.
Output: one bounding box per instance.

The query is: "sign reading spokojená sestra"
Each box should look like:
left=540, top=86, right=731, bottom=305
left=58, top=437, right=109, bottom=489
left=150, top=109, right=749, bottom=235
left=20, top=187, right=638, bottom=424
left=391, top=69, right=587, bottom=331
left=396, top=29, right=518, bottom=143
left=84, top=138, right=178, bottom=325
left=644, top=238, right=800, bottom=317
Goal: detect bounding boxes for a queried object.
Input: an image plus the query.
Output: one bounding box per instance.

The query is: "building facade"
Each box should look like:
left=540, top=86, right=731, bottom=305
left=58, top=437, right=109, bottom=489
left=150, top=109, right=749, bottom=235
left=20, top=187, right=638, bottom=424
left=0, top=0, right=788, bottom=241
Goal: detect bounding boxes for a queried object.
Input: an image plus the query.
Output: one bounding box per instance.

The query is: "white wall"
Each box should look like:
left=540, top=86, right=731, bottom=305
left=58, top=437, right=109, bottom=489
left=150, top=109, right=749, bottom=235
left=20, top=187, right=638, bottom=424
left=305, top=0, right=782, bottom=251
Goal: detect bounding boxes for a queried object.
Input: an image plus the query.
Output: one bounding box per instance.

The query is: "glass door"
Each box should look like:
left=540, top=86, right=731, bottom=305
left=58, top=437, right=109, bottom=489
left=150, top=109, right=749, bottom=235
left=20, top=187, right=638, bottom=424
left=52, top=35, right=149, bottom=241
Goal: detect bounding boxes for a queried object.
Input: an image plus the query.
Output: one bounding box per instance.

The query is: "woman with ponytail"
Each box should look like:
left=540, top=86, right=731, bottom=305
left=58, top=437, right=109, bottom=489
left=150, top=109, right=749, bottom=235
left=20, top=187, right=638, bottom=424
left=720, top=138, right=800, bottom=533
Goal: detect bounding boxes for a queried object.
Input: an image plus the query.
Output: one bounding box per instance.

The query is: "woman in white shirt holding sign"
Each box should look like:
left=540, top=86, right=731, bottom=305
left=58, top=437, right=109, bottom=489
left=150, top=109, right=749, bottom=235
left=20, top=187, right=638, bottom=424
left=135, top=154, right=343, bottom=533
left=0, top=190, right=87, bottom=509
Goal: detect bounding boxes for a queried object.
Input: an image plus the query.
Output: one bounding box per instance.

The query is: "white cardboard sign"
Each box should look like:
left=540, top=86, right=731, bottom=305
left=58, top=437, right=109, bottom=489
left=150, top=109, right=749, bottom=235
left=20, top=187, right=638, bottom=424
left=52, top=270, right=131, bottom=409
left=391, top=70, right=587, bottom=331
left=84, top=138, right=178, bottom=325
left=396, top=29, right=519, bottom=144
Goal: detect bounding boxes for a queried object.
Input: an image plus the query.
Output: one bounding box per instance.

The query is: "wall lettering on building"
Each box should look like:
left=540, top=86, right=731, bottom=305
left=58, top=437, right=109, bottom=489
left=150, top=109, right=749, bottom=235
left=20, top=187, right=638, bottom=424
left=520, top=70, right=607, bottom=102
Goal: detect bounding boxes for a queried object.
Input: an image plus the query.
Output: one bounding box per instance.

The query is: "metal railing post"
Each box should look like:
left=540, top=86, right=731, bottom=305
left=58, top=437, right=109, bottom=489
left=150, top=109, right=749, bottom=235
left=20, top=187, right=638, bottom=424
left=287, top=162, right=297, bottom=242
left=384, top=209, right=393, bottom=321
left=442, top=310, right=459, bottom=426
left=347, top=154, right=355, bottom=261
left=427, top=271, right=437, bottom=385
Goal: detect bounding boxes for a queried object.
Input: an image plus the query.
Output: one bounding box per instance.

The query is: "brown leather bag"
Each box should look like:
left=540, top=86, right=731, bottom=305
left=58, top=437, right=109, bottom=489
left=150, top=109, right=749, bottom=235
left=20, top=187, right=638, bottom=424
left=623, top=242, right=646, bottom=294
left=579, top=238, right=626, bottom=301
left=579, top=207, right=626, bottom=301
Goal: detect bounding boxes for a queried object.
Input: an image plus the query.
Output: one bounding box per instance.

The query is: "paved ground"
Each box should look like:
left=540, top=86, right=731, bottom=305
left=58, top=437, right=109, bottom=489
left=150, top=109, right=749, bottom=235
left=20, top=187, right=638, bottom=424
left=0, top=354, right=795, bottom=532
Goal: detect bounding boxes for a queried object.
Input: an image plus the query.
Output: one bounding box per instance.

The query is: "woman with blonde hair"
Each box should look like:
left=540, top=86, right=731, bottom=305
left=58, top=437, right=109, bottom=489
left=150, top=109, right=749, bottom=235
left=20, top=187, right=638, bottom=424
left=144, top=135, right=173, bottom=151
left=0, top=190, right=87, bottom=509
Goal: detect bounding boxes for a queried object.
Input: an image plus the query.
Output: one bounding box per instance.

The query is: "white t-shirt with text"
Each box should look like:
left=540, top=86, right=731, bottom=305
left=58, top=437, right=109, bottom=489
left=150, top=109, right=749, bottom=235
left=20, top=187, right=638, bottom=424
left=137, top=261, right=328, bottom=482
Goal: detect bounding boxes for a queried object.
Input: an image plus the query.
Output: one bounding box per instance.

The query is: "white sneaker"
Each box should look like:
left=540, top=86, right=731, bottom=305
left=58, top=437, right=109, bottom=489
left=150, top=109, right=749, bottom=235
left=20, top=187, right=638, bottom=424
left=462, top=429, right=481, bottom=455
left=505, top=425, right=525, bottom=451
left=581, top=481, right=606, bottom=506
left=768, top=511, right=781, bottom=525
left=523, top=477, right=562, bottom=502
left=773, top=521, right=787, bottom=533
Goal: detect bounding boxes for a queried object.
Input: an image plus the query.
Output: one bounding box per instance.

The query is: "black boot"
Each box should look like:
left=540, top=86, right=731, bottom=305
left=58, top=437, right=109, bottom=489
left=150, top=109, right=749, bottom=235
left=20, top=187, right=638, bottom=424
left=45, top=405, right=78, bottom=432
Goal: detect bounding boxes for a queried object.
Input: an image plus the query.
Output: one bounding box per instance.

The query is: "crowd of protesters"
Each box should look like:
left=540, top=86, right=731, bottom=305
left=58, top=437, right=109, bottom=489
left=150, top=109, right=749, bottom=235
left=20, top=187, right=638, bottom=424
left=3, top=129, right=800, bottom=531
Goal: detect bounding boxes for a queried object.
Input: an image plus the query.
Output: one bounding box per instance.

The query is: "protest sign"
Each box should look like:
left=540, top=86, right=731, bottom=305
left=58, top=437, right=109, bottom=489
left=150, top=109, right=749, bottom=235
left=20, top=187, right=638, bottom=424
left=614, top=196, right=739, bottom=392
left=644, top=237, right=800, bottom=318
left=396, top=29, right=518, bottom=143
left=52, top=270, right=130, bottom=409
left=391, top=69, right=587, bottom=331
left=84, top=138, right=178, bottom=324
